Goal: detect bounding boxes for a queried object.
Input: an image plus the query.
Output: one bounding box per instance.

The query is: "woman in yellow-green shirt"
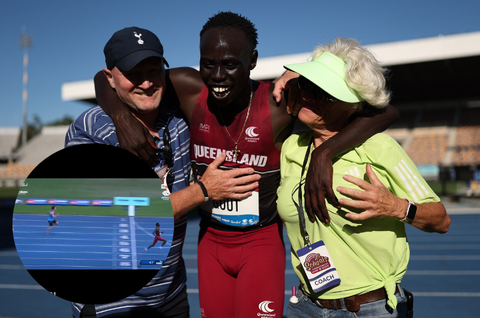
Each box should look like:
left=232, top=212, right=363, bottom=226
left=277, top=37, right=450, bottom=317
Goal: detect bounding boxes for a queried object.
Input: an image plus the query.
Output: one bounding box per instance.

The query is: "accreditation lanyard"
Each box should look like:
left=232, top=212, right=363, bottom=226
left=156, top=116, right=174, bottom=196
left=292, top=136, right=313, bottom=247
left=291, top=137, right=341, bottom=293
left=292, top=137, right=314, bottom=247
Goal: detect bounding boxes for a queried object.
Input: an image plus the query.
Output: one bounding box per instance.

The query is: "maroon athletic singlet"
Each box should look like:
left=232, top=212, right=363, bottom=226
left=190, top=81, right=286, bottom=318
left=190, top=81, right=281, bottom=232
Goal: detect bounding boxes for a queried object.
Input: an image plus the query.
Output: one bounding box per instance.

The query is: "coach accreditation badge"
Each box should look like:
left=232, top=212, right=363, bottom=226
left=297, top=241, right=341, bottom=293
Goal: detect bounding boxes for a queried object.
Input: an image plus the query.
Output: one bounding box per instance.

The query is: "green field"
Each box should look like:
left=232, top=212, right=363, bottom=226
left=0, top=187, right=19, bottom=198
left=13, top=178, right=172, bottom=217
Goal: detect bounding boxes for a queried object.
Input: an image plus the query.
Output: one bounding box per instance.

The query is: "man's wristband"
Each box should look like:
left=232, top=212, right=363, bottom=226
left=401, top=199, right=417, bottom=224
left=197, top=181, right=209, bottom=202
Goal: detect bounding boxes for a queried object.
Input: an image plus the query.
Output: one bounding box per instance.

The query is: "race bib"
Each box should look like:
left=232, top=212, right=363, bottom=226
left=297, top=240, right=341, bottom=293
left=201, top=190, right=259, bottom=226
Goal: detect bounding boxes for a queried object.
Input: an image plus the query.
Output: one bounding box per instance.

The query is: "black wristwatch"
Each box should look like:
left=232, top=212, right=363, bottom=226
left=401, top=199, right=417, bottom=224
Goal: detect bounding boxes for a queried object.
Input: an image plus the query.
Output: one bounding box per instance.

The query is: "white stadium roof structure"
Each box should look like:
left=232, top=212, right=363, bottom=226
left=3, top=31, right=479, bottom=183
left=61, top=31, right=480, bottom=107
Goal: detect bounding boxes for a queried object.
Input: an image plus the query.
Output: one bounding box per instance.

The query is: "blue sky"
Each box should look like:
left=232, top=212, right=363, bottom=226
left=1, top=0, right=479, bottom=128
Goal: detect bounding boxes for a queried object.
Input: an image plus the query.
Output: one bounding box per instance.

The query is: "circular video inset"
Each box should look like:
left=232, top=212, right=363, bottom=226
left=12, top=144, right=174, bottom=304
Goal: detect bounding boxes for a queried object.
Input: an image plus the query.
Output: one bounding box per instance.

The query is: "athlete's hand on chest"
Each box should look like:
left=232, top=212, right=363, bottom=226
left=199, top=152, right=261, bottom=201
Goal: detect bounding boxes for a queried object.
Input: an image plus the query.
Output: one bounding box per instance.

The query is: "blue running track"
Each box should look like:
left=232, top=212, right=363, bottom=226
left=0, top=200, right=479, bottom=317
left=13, top=214, right=173, bottom=270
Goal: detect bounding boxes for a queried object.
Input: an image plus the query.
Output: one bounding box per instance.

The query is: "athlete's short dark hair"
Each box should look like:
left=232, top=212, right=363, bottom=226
left=200, top=11, right=258, bottom=51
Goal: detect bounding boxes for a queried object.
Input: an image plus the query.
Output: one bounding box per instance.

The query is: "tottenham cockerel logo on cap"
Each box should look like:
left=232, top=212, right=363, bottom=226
left=134, top=32, right=144, bottom=44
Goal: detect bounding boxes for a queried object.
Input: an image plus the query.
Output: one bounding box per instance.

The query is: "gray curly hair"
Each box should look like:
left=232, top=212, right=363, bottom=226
left=312, top=37, right=391, bottom=108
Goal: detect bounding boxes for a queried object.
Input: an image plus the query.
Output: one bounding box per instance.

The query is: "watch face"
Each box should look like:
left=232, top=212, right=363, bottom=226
left=12, top=144, right=174, bottom=304
left=406, top=201, right=417, bottom=223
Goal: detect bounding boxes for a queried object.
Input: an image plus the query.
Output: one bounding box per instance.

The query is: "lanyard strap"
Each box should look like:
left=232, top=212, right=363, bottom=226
left=292, top=136, right=314, bottom=248
left=155, top=116, right=174, bottom=170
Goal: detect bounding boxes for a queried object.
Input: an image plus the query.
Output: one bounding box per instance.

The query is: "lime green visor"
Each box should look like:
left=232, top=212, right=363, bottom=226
left=284, top=51, right=363, bottom=103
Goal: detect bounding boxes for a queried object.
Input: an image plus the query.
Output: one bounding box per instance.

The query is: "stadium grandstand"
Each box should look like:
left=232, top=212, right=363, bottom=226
left=2, top=31, right=480, bottom=199
left=0, top=126, right=68, bottom=187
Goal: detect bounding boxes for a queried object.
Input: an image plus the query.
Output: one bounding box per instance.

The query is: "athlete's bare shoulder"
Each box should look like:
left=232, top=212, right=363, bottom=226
left=167, top=67, right=204, bottom=123
left=267, top=83, right=289, bottom=116
left=267, top=82, right=294, bottom=145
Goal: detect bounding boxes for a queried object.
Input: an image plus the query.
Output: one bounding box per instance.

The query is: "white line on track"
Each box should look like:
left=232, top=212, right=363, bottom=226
left=0, top=264, right=25, bottom=270
left=411, top=244, right=480, bottom=250
left=410, top=255, right=480, bottom=260
left=412, top=292, right=480, bottom=297
left=0, top=284, right=44, bottom=290
left=406, top=270, right=480, bottom=275
left=129, top=216, right=137, bottom=269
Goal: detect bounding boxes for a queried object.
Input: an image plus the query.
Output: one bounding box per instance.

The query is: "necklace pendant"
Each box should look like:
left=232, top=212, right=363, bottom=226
left=232, top=144, right=241, bottom=162
left=217, top=88, right=252, bottom=164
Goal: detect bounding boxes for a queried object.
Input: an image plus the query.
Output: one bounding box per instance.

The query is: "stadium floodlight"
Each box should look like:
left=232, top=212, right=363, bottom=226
left=19, top=29, right=32, bottom=147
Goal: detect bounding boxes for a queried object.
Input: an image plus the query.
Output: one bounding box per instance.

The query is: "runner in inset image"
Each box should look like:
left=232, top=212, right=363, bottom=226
left=46, top=206, right=59, bottom=232
left=145, top=222, right=167, bottom=251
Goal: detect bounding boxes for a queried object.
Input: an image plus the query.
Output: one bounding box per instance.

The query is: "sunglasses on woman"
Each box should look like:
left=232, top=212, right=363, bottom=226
left=298, top=75, right=339, bottom=104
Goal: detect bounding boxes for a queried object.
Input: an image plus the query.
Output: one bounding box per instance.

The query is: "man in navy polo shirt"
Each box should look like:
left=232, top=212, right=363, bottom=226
left=65, top=26, right=260, bottom=318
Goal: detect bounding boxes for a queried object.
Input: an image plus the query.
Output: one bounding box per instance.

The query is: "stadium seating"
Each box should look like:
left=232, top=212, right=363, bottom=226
left=405, top=127, right=449, bottom=166
left=0, top=107, right=479, bottom=190
left=0, top=127, right=20, bottom=162
left=451, top=126, right=480, bottom=166
left=0, top=126, right=68, bottom=187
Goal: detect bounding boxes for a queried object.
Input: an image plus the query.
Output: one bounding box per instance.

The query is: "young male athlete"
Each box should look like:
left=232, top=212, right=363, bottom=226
left=145, top=222, right=167, bottom=250
left=46, top=206, right=59, bottom=232
left=67, top=26, right=260, bottom=318
left=96, top=12, right=399, bottom=317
